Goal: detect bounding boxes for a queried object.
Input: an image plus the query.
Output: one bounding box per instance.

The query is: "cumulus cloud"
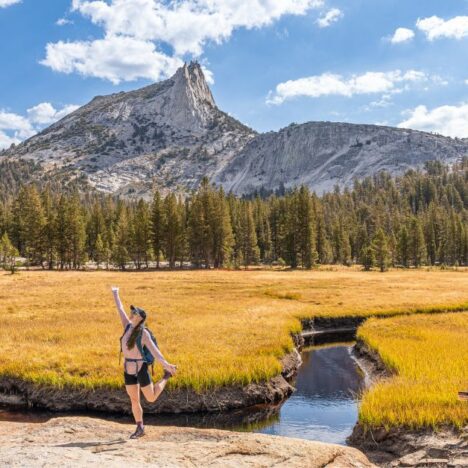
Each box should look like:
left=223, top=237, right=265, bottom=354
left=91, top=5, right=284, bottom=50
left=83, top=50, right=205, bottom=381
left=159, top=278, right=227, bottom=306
left=398, top=103, right=468, bottom=138
left=0, top=0, right=21, bottom=8
left=316, top=8, right=343, bottom=28
left=27, top=102, right=80, bottom=125
left=0, top=103, right=78, bottom=149
left=416, top=15, right=468, bottom=41
left=42, top=0, right=323, bottom=83
left=42, top=36, right=183, bottom=84
left=390, top=27, right=414, bottom=44
left=267, top=69, right=428, bottom=105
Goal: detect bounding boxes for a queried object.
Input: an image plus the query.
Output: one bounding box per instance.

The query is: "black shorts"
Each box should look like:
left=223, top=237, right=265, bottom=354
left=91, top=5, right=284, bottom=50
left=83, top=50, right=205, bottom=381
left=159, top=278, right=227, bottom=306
left=124, top=362, right=152, bottom=387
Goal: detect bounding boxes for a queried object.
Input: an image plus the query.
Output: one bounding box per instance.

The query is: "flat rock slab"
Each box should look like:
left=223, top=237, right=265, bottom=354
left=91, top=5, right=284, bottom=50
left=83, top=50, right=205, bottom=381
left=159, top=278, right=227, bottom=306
left=0, top=415, right=375, bottom=467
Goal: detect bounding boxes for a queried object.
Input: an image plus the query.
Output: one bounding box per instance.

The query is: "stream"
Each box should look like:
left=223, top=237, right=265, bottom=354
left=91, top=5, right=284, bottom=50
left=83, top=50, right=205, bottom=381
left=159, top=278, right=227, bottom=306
left=255, top=343, right=364, bottom=444
left=0, top=343, right=364, bottom=446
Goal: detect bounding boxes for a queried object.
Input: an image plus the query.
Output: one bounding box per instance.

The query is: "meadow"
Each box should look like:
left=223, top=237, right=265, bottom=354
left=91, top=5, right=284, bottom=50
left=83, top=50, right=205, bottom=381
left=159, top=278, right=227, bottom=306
left=1, top=267, right=467, bottom=396
left=358, top=312, right=468, bottom=429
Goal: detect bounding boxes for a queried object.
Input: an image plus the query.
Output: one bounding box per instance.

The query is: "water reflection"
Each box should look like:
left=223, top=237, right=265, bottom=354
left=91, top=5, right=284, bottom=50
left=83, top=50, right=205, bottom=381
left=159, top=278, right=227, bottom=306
left=256, top=345, right=364, bottom=445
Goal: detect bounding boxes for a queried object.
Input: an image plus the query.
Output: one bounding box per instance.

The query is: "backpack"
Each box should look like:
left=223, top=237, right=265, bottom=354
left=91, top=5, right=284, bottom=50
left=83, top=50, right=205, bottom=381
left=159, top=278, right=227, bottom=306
left=119, top=324, right=159, bottom=375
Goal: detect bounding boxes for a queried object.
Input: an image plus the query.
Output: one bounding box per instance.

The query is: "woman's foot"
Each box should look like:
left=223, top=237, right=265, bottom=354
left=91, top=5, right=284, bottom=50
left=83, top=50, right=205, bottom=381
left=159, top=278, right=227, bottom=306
left=130, top=423, right=145, bottom=439
left=163, top=369, right=174, bottom=380
left=163, top=365, right=177, bottom=380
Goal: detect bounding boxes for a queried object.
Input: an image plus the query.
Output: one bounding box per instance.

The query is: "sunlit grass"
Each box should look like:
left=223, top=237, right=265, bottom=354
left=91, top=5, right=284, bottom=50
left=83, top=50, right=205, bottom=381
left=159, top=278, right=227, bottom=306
left=358, top=312, right=468, bottom=429
left=0, top=267, right=466, bottom=394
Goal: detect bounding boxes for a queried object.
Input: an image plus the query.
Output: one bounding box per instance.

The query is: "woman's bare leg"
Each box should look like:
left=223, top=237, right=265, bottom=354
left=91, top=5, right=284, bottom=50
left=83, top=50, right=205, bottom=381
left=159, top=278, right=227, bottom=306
left=125, top=384, right=143, bottom=423
left=140, top=377, right=169, bottom=403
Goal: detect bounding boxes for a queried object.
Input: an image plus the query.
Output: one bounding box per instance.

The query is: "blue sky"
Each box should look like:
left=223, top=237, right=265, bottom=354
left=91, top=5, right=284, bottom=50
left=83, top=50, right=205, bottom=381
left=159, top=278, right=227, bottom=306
left=0, top=0, right=467, bottom=149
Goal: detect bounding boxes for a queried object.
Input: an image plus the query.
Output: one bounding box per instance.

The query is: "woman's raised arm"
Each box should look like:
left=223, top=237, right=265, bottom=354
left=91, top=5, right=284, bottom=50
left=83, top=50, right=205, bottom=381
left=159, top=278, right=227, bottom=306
left=142, top=330, right=177, bottom=374
left=111, top=286, right=130, bottom=328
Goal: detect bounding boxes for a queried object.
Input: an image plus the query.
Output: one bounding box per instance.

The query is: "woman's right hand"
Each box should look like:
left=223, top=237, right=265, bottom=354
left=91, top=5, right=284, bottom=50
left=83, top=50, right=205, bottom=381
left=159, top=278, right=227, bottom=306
left=111, top=286, right=119, bottom=293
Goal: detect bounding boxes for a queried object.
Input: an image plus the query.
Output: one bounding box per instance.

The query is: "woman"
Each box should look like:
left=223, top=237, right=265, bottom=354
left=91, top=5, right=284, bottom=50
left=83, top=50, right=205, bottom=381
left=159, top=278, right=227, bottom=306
left=111, top=286, right=177, bottom=439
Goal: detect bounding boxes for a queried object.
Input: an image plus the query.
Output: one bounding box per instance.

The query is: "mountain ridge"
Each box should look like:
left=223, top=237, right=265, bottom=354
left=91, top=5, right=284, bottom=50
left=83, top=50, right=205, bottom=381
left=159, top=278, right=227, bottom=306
left=2, top=62, right=467, bottom=197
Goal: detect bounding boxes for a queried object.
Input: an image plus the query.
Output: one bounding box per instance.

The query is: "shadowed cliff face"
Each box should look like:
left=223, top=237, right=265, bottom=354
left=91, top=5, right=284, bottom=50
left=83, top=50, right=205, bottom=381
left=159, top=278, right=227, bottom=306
left=3, top=63, right=467, bottom=198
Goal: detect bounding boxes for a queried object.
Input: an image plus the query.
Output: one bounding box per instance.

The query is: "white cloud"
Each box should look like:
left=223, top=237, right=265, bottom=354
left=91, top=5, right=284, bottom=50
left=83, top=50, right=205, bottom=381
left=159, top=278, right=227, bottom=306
left=317, top=8, right=343, bottom=28
left=27, top=102, right=79, bottom=125
left=0, top=111, right=35, bottom=139
left=201, top=65, right=214, bottom=85
left=267, top=69, right=428, bottom=105
left=56, top=17, right=73, bottom=26
left=398, top=103, right=468, bottom=138
left=42, top=36, right=183, bottom=84
left=0, top=0, right=21, bottom=8
left=0, top=103, right=78, bottom=149
left=465, top=79, right=468, bottom=85
left=390, top=27, right=414, bottom=44
left=42, top=0, right=324, bottom=83
left=416, top=15, right=468, bottom=41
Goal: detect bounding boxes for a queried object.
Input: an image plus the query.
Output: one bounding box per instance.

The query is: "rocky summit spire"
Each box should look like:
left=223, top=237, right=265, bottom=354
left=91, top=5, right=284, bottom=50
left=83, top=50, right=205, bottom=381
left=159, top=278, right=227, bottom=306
left=168, top=62, right=217, bottom=130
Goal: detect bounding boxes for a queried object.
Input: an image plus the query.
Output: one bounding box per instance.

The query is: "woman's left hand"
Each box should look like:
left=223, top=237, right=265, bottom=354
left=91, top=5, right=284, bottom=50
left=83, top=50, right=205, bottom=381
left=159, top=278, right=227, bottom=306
left=164, top=363, right=177, bottom=376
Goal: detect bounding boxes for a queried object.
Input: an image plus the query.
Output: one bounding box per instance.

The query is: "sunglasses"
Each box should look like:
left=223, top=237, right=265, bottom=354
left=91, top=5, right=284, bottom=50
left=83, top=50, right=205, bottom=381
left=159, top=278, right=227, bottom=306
left=130, top=305, right=146, bottom=319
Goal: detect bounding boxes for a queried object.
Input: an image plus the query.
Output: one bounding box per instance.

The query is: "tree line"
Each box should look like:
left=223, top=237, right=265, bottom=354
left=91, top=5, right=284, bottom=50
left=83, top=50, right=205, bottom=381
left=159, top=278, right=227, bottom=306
left=0, top=159, right=466, bottom=271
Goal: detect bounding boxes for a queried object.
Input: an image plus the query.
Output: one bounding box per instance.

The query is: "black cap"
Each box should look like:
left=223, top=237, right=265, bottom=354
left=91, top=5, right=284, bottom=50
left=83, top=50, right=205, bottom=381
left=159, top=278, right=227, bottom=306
left=130, top=305, right=147, bottom=320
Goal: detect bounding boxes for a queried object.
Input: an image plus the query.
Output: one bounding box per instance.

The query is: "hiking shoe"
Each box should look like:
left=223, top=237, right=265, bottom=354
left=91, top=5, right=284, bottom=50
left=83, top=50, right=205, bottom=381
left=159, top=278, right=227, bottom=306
left=163, top=369, right=174, bottom=380
left=130, top=425, right=145, bottom=439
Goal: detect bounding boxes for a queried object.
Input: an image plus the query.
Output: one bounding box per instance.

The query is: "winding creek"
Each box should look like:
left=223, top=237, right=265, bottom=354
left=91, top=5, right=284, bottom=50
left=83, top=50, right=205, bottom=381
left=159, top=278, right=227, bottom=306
left=256, top=343, right=364, bottom=444
left=0, top=342, right=364, bottom=446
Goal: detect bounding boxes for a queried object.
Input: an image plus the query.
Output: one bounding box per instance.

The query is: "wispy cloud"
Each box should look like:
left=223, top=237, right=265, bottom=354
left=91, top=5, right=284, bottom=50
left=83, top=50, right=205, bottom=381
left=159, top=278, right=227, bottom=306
left=316, top=8, right=343, bottom=28
left=56, top=17, right=73, bottom=26
left=0, top=0, right=21, bottom=8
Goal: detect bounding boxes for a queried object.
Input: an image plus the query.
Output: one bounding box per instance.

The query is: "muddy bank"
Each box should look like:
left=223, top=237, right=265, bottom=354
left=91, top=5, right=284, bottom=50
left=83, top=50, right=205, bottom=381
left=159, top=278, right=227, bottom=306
left=0, top=415, right=375, bottom=468
left=300, top=316, right=365, bottom=346
left=349, top=340, right=468, bottom=467
left=0, top=350, right=302, bottom=415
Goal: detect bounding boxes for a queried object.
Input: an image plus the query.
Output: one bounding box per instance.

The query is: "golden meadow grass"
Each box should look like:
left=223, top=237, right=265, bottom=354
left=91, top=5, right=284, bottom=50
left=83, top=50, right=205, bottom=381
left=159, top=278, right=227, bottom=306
left=0, top=268, right=467, bottom=398
left=358, top=312, right=468, bottom=429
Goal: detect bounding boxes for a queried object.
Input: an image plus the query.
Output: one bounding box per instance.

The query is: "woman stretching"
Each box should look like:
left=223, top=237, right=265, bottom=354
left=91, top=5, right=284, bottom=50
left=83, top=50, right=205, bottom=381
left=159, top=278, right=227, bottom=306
left=111, top=286, right=177, bottom=439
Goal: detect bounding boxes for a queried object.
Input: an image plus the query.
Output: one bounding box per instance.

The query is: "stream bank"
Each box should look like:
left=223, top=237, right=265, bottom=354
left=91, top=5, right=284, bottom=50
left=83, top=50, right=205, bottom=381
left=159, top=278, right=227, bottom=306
left=348, top=340, right=468, bottom=467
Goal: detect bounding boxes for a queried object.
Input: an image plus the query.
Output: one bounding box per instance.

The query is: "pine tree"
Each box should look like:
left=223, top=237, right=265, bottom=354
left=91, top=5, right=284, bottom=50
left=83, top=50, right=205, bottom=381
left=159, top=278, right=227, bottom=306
left=0, top=232, right=18, bottom=273
left=150, top=189, right=165, bottom=268
left=409, top=218, right=427, bottom=267
left=397, top=225, right=410, bottom=268
left=372, top=228, right=390, bottom=272
left=360, top=244, right=375, bottom=271
left=211, top=189, right=234, bottom=268
left=112, top=208, right=130, bottom=270
left=94, top=234, right=105, bottom=269
left=237, top=201, right=259, bottom=269
left=12, top=186, right=46, bottom=267
left=132, top=199, right=151, bottom=269
left=163, top=193, right=181, bottom=269
left=296, top=186, right=317, bottom=268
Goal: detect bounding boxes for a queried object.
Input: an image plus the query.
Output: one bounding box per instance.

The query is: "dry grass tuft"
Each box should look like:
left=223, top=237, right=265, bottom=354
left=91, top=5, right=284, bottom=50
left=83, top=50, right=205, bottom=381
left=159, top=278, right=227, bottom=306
left=358, top=312, right=468, bottom=429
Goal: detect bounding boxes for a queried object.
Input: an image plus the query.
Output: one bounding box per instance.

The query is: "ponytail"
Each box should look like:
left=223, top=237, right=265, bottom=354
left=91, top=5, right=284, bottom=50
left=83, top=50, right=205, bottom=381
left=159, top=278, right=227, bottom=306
left=127, top=320, right=145, bottom=350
